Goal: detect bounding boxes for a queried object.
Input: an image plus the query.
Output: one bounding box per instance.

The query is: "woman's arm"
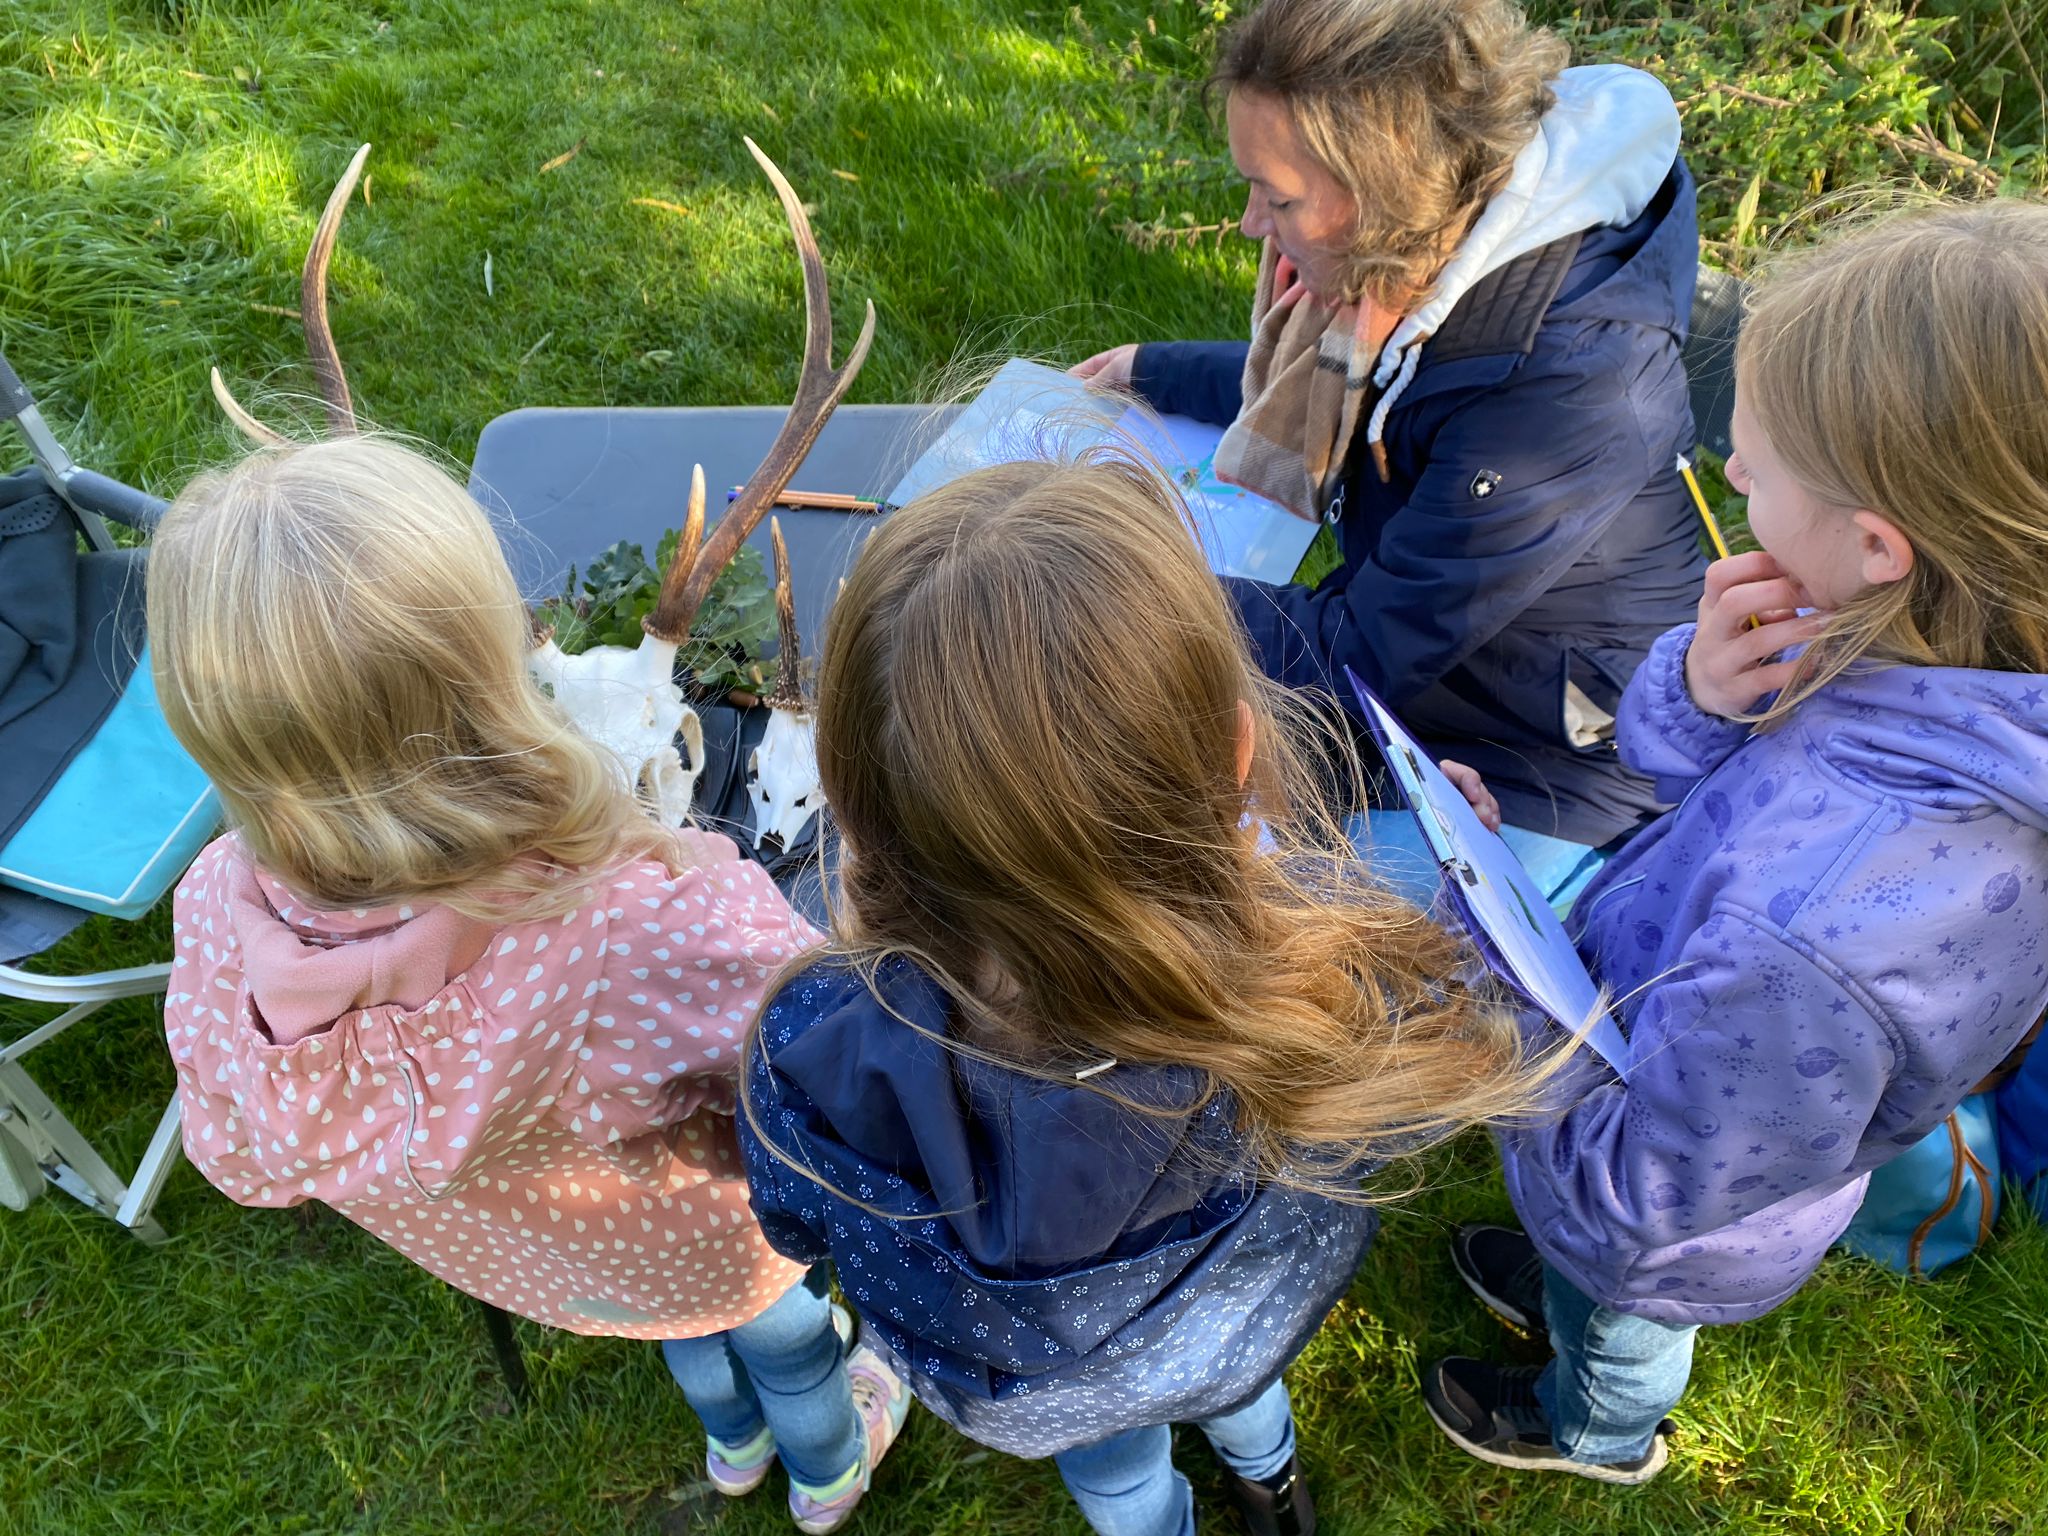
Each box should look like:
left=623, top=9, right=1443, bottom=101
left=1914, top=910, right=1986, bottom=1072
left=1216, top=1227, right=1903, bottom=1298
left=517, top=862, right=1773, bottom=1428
left=1130, top=342, right=1249, bottom=425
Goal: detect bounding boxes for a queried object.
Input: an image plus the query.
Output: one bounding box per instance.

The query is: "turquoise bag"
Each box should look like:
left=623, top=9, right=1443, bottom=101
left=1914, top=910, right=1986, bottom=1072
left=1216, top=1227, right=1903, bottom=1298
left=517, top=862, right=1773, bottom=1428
left=1839, top=1096, right=2000, bottom=1278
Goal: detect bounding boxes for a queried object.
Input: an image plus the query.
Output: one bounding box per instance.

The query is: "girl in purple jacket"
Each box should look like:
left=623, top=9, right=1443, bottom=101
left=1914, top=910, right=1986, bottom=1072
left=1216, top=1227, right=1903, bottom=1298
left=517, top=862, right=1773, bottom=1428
left=1422, top=201, right=2048, bottom=1482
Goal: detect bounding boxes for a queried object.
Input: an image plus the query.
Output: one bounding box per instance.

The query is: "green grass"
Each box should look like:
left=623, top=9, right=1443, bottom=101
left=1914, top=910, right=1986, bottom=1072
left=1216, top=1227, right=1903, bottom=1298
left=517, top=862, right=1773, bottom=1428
left=4, top=2, right=2047, bottom=1533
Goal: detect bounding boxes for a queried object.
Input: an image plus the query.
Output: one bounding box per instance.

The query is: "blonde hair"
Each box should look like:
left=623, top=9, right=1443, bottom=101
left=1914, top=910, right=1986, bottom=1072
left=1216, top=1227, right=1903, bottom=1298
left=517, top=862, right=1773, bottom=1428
left=754, top=453, right=1566, bottom=1194
left=1212, top=0, right=1568, bottom=310
left=149, top=435, right=682, bottom=921
left=1738, top=199, right=2048, bottom=723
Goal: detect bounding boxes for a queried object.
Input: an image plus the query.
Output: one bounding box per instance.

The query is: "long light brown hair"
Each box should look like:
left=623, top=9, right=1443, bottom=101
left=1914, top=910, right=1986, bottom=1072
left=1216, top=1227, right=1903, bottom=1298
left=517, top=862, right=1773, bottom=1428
left=148, top=435, right=684, bottom=921
left=1738, top=199, right=2048, bottom=724
left=760, top=452, right=1567, bottom=1193
left=1211, top=0, right=1568, bottom=310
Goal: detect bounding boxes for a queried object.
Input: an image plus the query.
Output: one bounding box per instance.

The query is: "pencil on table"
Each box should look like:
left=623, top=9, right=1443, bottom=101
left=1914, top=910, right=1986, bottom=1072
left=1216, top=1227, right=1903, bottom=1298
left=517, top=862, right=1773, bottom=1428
left=724, top=487, right=893, bottom=513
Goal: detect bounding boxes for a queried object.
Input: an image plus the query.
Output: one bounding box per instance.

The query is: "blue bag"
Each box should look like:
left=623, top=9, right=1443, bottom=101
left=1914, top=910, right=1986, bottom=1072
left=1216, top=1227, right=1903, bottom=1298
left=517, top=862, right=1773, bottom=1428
left=1840, top=1097, right=2001, bottom=1277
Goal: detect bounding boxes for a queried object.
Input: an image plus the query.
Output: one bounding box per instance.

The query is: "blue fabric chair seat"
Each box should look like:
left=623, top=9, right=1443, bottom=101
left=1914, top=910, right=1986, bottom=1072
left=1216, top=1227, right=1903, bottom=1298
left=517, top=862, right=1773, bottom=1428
left=0, top=644, right=217, bottom=920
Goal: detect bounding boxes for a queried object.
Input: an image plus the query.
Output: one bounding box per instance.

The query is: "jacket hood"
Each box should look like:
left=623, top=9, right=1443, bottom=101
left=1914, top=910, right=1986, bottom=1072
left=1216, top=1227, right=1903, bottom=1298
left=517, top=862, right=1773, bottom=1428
left=211, top=853, right=614, bottom=1197
left=1797, top=664, right=2048, bottom=834
left=755, top=958, right=1253, bottom=1359
left=1377, top=64, right=1682, bottom=376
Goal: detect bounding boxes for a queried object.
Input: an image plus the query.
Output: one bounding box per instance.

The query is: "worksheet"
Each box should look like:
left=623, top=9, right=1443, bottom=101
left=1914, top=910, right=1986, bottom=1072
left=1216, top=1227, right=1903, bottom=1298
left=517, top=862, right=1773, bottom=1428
left=886, top=359, right=1321, bottom=584
left=1349, top=668, right=1634, bottom=1080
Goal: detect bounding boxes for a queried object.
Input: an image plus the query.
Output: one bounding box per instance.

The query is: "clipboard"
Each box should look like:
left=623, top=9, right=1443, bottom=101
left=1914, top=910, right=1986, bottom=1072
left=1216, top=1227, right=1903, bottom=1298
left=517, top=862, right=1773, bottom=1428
left=1346, top=667, right=1632, bottom=1079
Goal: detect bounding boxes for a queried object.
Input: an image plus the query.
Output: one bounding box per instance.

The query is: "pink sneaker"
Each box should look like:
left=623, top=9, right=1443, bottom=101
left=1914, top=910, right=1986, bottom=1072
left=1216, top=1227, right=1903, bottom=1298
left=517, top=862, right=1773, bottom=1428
left=787, top=1341, right=910, bottom=1534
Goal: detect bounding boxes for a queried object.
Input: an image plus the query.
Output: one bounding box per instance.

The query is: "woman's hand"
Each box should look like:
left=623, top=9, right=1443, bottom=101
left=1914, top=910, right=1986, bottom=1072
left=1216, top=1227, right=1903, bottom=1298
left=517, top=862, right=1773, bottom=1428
left=1069, top=344, right=1139, bottom=391
left=1439, top=759, right=1501, bottom=833
left=1684, top=551, right=1831, bottom=720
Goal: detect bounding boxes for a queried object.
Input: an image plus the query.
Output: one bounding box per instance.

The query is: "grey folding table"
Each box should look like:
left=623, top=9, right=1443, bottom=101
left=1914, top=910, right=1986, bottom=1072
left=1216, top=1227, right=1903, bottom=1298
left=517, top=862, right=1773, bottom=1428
left=468, top=403, right=958, bottom=647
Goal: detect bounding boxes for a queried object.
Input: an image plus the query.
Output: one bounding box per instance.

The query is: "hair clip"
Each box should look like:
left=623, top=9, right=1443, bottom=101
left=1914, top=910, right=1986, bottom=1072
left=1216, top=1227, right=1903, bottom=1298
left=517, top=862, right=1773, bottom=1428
left=1074, top=1058, right=1118, bottom=1081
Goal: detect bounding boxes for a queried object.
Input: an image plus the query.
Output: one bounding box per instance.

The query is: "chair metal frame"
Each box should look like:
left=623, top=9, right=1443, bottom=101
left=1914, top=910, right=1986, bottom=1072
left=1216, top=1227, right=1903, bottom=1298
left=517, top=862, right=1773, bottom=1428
left=0, top=348, right=183, bottom=1242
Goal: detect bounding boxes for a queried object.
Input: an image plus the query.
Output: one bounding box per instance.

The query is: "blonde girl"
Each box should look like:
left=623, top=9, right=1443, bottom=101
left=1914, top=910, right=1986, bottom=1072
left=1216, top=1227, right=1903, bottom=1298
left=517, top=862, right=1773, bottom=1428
left=152, top=437, right=904, bottom=1534
left=737, top=452, right=1562, bottom=1536
left=1429, top=200, right=2048, bottom=1483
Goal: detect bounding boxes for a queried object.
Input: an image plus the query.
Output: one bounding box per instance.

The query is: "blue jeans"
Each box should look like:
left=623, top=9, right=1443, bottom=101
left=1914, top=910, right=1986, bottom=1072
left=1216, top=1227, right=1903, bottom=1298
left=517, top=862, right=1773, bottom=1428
left=1535, top=1264, right=1698, bottom=1463
left=1348, top=809, right=1609, bottom=916
left=1052, top=1378, right=1296, bottom=1536
left=661, top=1272, right=862, bottom=1488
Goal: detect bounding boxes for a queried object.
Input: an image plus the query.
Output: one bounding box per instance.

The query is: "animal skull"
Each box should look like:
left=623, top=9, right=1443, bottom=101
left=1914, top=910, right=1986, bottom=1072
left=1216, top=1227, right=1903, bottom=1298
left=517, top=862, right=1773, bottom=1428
left=527, top=468, right=711, bottom=825
left=747, top=519, right=823, bottom=849
left=210, top=137, right=874, bottom=832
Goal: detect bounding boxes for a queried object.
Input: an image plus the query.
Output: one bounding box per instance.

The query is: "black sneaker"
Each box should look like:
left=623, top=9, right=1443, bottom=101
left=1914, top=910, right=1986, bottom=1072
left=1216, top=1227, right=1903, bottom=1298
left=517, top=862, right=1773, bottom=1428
left=1450, top=1222, right=1545, bottom=1335
left=1422, top=1357, right=1671, bottom=1485
left=1220, top=1453, right=1316, bottom=1536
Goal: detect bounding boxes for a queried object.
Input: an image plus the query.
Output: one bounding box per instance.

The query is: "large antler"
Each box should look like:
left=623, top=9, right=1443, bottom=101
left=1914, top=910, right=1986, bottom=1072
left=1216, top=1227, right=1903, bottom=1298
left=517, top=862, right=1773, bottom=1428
left=212, top=141, right=371, bottom=442
left=642, top=137, right=876, bottom=646
left=763, top=517, right=805, bottom=711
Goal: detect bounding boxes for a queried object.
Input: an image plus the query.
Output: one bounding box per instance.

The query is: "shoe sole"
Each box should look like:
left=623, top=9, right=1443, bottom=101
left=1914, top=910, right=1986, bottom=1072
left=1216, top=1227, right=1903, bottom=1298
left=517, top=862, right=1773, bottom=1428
left=707, top=1467, right=772, bottom=1497
left=1449, top=1238, right=1540, bottom=1337
left=1424, top=1394, right=1667, bottom=1486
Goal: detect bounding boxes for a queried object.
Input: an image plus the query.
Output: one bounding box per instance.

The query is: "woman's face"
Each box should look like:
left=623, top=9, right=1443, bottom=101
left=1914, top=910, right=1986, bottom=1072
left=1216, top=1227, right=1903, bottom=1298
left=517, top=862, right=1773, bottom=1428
left=1227, top=90, right=1359, bottom=306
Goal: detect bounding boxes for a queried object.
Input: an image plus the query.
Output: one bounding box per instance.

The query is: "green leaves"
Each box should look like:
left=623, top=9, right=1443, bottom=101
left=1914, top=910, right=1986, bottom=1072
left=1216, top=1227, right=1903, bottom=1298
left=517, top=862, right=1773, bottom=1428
left=531, top=538, right=778, bottom=696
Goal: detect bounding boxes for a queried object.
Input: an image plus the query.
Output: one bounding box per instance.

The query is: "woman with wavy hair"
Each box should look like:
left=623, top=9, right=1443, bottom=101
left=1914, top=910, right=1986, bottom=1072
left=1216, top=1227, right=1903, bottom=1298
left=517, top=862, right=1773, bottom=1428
left=1076, top=0, right=1704, bottom=898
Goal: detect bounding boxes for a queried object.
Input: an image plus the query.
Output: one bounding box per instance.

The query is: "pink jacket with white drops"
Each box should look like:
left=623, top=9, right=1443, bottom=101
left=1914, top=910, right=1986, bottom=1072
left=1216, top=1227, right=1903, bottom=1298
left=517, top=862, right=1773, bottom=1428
left=164, top=830, right=817, bottom=1339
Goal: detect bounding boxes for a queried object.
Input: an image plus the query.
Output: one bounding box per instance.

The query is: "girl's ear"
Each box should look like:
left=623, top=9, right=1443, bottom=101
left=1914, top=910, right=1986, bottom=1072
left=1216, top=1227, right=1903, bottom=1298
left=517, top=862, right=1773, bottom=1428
left=1852, top=510, right=1916, bottom=588
left=1235, top=699, right=1257, bottom=788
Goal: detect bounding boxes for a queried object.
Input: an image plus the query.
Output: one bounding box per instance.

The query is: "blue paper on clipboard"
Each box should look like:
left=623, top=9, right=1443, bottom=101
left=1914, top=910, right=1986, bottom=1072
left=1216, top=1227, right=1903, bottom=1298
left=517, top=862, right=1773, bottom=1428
left=1346, top=668, right=1632, bottom=1079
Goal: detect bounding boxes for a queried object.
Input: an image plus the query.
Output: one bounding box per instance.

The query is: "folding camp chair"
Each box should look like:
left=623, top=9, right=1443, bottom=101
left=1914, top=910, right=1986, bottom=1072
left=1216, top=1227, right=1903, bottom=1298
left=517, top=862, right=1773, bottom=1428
left=0, top=349, right=215, bottom=1241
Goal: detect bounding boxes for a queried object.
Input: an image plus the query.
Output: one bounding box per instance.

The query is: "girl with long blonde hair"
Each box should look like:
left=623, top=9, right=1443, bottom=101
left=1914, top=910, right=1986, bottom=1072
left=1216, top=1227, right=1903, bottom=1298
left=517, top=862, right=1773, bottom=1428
left=738, top=452, right=1566, bottom=1536
left=1427, top=200, right=2048, bottom=1485
left=152, top=436, right=905, bottom=1534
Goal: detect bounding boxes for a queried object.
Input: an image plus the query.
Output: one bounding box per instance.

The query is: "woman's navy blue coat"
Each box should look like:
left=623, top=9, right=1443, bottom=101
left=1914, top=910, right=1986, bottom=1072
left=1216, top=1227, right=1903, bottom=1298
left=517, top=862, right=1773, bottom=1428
left=1134, top=162, right=1706, bottom=847
left=738, top=957, right=1377, bottom=1457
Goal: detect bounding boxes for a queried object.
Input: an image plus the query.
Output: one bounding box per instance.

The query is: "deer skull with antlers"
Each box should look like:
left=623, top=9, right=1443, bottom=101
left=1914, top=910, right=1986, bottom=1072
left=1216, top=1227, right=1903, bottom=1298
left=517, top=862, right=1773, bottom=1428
left=211, top=137, right=874, bottom=831
left=747, top=519, right=822, bottom=850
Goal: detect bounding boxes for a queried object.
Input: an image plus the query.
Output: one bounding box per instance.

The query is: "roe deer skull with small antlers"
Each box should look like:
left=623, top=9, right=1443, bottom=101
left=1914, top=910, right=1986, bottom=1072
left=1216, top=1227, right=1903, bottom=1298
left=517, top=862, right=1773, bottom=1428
left=746, top=518, right=823, bottom=850
left=211, top=137, right=874, bottom=829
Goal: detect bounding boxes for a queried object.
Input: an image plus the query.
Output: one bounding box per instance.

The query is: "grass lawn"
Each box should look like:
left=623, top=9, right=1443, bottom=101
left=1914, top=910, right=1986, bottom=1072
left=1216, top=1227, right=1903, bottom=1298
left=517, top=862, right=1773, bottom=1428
left=4, top=1, right=2047, bottom=1532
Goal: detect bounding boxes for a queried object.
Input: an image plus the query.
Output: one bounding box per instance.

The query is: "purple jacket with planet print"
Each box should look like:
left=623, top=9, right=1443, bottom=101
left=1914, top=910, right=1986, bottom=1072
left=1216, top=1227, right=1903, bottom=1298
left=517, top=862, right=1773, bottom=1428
left=1501, top=623, right=2048, bottom=1325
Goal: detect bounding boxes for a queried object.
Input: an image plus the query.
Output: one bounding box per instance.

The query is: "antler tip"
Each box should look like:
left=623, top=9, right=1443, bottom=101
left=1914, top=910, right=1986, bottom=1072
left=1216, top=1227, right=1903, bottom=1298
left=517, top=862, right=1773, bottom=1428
left=209, top=365, right=289, bottom=446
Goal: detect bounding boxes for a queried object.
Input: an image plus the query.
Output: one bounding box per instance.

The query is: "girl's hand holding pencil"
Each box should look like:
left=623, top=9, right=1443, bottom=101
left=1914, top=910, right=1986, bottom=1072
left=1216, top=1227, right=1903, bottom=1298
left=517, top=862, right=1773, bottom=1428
left=1683, top=551, right=1831, bottom=720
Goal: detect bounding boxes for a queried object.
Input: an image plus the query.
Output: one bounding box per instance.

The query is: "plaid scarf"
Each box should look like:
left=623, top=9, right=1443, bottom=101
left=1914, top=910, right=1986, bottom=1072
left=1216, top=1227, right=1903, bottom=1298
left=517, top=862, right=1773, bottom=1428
left=1213, top=242, right=1404, bottom=521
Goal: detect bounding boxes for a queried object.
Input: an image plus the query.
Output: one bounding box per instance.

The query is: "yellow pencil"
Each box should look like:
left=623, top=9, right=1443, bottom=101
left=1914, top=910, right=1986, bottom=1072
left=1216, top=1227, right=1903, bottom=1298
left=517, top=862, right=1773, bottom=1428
left=1677, top=453, right=1733, bottom=559
left=1678, top=453, right=1758, bottom=629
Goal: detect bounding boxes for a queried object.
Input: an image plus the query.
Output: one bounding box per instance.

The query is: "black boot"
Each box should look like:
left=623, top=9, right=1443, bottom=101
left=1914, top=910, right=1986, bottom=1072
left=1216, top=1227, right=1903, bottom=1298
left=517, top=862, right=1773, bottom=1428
left=1220, top=1453, right=1316, bottom=1536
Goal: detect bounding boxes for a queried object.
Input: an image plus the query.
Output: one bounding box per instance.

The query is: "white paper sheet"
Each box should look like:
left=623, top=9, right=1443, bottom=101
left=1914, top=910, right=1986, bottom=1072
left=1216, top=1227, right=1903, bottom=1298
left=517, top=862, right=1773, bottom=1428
left=885, top=359, right=1322, bottom=583
left=1113, top=410, right=1322, bottom=584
